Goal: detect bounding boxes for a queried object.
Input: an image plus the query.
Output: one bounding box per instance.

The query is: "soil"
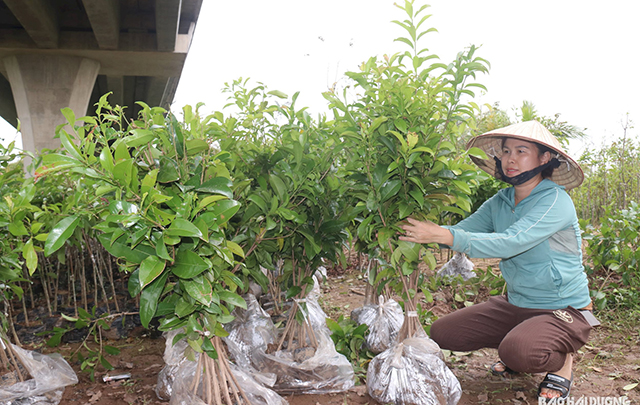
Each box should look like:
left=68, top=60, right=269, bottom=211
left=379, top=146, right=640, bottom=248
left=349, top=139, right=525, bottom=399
left=12, top=252, right=640, bottom=405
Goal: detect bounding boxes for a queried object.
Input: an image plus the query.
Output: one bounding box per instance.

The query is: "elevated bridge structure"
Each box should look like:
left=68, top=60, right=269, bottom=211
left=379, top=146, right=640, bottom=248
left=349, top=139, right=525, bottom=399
left=0, top=0, right=202, bottom=154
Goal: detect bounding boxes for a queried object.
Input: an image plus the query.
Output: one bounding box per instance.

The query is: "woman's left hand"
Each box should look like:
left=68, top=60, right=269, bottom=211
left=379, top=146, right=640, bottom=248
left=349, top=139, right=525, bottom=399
left=399, top=217, right=454, bottom=246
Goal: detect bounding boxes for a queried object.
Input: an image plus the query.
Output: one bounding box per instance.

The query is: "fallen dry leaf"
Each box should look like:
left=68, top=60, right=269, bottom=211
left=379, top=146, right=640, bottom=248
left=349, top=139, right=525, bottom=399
left=123, top=392, right=137, bottom=404
left=144, top=363, right=163, bottom=371
left=515, top=391, right=526, bottom=400
left=88, top=390, right=102, bottom=403
left=587, top=366, right=603, bottom=372
left=349, top=385, right=368, bottom=397
left=477, top=393, right=489, bottom=402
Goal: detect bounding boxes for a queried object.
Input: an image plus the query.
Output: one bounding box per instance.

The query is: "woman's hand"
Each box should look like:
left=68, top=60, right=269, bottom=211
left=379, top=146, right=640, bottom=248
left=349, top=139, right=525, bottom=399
left=399, top=217, right=454, bottom=246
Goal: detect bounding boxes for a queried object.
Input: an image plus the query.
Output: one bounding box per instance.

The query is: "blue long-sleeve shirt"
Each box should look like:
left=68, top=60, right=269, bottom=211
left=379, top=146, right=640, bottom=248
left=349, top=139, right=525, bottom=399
left=444, top=179, right=590, bottom=309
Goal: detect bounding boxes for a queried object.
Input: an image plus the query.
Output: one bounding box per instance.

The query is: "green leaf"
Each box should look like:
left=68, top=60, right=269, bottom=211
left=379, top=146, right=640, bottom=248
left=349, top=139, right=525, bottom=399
left=175, top=298, right=196, bottom=318
left=268, top=90, right=288, bottom=99
left=157, top=157, right=180, bottom=183
left=61, top=313, right=78, bottom=322
left=452, top=180, right=471, bottom=194
left=140, top=271, right=169, bottom=328
left=185, top=139, right=209, bottom=156
left=226, top=241, right=245, bottom=258
left=221, top=270, right=244, bottom=291
left=98, top=233, right=154, bottom=264
left=104, top=345, right=121, bottom=355
left=368, top=116, right=388, bottom=134
left=171, top=250, right=209, bottom=279
left=99, top=354, right=114, bottom=370
left=9, top=221, right=28, bottom=236
left=60, top=107, right=76, bottom=128
left=247, top=194, right=267, bottom=212
left=141, top=169, right=158, bottom=194
left=96, top=185, right=117, bottom=196
left=59, top=130, right=84, bottom=162
left=128, top=269, right=141, bottom=297
left=44, top=215, right=80, bottom=256
left=196, top=177, right=233, bottom=199
left=23, top=238, right=38, bottom=276
left=183, top=276, right=213, bottom=306
left=165, top=218, right=203, bottom=239
left=138, top=255, right=166, bottom=289
left=325, top=318, right=342, bottom=335
left=208, top=200, right=240, bottom=226
left=398, top=202, right=414, bottom=219
left=99, top=147, right=114, bottom=172
left=268, top=174, right=287, bottom=203
left=379, top=180, right=402, bottom=203
left=197, top=195, right=226, bottom=211
left=218, top=291, right=246, bottom=310
left=112, top=158, right=134, bottom=188
left=285, top=286, right=302, bottom=300
left=467, top=147, right=487, bottom=159
left=124, top=129, right=155, bottom=147
left=397, top=240, right=421, bottom=263
left=155, top=235, right=172, bottom=261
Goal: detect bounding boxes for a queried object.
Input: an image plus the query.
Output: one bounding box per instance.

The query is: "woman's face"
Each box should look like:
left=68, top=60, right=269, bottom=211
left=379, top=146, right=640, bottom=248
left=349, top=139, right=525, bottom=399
left=500, top=138, right=550, bottom=178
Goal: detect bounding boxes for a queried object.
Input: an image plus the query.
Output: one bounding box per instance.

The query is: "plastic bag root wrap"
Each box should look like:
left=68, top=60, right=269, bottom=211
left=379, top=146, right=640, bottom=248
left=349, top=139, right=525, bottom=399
left=224, top=294, right=277, bottom=372
left=253, top=281, right=355, bottom=395
left=437, top=252, right=476, bottom=281
left=155, top=329, right=190, bottom=401
left=351, top=295, right=404, bottom=354
left=367, top=337, right=461, bottom=405
left=0, top=343, right=78, bottom=405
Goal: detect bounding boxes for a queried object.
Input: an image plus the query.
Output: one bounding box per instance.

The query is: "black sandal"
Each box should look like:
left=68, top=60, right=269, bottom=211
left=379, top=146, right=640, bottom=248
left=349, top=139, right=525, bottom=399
left=490, top=360, right=517, bottom=378
left=538, top=372, right=573, bottom=402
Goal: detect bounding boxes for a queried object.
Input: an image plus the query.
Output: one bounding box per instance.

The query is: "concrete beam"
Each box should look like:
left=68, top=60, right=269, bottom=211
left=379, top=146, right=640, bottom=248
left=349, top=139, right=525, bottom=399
left=146, top=76, right=179, bottom=109
left=3, top=55, right=100, bottom=156
left=155, top=0, right=182, bottom=52
left=2, top=0, right=59, bottom=49
left=0, top=48, right=187, bottom=79
left=160, top=77, right=180, bottom=109
left=82, top=0, right=120, bottom=50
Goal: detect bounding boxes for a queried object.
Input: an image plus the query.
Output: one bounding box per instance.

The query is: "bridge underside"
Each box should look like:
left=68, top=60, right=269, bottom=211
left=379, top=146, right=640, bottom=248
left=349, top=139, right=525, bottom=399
left=0, top=0, right=202, bottom=153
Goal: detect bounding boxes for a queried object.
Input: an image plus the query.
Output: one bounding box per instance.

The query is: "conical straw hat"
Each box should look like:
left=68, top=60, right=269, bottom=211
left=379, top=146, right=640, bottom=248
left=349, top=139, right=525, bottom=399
left=466, top=120, right=584, bottom=190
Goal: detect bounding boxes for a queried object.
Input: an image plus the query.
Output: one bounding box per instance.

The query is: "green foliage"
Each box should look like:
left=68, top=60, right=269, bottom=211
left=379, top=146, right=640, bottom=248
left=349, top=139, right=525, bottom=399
left=326, top=315, right=372, bottom=382
left=581, top=202, right=640, bottom=312
left=572, top=122, right=640, bottom=224
left=423, top=264, right=505, bottom=307
left=325, top=0, right=489, bottom=299
left=212, top=79, right=350, bottom=301
left=34, top=96, right=244, bottom=360
left=515, top=101, right=586, bottom=147
left=39, top=307, right=121, bottom=382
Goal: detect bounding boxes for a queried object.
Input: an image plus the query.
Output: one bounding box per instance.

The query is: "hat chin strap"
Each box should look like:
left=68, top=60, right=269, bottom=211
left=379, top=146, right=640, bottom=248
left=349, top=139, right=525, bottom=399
left=494, top=156, right=561, bottom=186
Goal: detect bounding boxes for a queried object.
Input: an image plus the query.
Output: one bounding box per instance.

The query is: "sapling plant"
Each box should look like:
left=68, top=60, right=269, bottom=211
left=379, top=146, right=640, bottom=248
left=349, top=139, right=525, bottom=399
left=325, top=0, right=490, bottom=337
left=34, top=96, right=253, bottom=404
left=211, top=80, right=351, bottom=357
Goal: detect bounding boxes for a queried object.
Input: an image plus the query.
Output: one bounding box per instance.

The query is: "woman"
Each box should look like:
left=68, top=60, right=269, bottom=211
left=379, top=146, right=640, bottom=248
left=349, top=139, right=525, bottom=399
left=400, top=120, right=595, bottom=402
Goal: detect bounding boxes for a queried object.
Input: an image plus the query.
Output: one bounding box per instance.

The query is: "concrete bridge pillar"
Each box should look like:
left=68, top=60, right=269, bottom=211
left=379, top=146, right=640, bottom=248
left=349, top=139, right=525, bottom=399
left=3, top=54, right=100, bottom=156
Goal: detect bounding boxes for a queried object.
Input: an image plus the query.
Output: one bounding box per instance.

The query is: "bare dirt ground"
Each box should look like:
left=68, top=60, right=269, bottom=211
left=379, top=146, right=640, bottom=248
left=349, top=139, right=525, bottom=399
left=20, top=253, right=640, bottom=405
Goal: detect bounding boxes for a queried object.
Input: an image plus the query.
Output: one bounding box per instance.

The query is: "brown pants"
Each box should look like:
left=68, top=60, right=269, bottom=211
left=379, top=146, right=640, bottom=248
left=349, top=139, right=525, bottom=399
left=430, top=296, right=592, bottom=373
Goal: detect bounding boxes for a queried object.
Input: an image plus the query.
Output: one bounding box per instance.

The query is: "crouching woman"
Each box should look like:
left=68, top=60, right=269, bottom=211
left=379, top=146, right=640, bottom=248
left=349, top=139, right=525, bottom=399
left=400, top=120, right=597, bottom=402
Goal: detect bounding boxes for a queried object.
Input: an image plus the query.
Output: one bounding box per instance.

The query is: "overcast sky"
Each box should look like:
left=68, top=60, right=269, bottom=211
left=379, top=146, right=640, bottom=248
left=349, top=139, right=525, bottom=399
left=2, top=0, right=639, bottom=157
